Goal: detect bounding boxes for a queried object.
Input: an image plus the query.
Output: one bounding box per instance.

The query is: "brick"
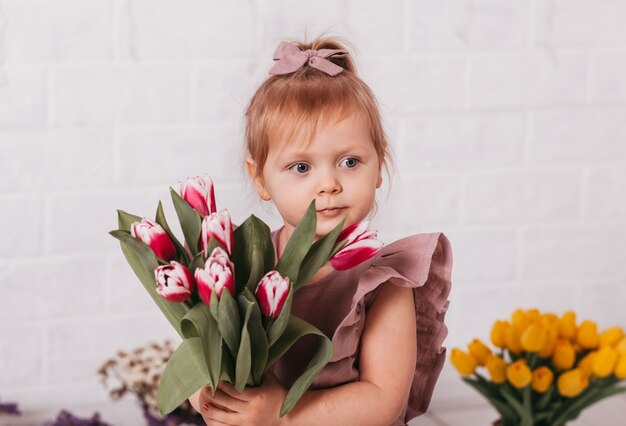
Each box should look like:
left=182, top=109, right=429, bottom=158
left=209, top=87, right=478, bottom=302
left=0, top=260, right=45, bottom=321
left=579, top=281, right=626, bottom=328
left=0, top=196, right=42, bottom=257
left=117, top=124, right=242, bottom=185
left=592, top=50, right=626, bottom=104
left=464, top=169, right=580, bottom=223
left=403, top=113, right=524, bottom=168
left=470, top=52, right=586, bottom=109
left=360, top=57, right=467, bottom=113
left=0, top=129, right=47, bottom=190
left=0, top=324, right=42, bottom=387
left=408, top=0, right=527, bottom=51
left=106, top=253, right=161, bottom=313
left=535, top=0, right=626, bottom=47
left=129, top=0, right=254, bottom=59
left=3, top=0, right=114, bottom=62
left=584, top=166, right=626, bottom=219
left=443, top=228, right=516, bottom=284
left=0, top=66, right=46, bottom=127
left=530, top=109, right=626, bottom=162
left=344, top=0, right=404, bottom=55
left=521, top=226, right=626, bottom=281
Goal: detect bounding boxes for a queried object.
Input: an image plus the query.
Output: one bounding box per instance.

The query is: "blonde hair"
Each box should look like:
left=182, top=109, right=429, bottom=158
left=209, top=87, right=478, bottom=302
left=244, top=36, right=394, bottom=184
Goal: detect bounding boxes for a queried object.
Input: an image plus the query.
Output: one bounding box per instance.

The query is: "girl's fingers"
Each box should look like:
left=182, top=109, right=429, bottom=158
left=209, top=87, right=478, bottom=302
left=211, top=389, right=247, bottom=412
left=201, top=402, right=240, bottom=425
left=218, top=381, right=253, bottom=400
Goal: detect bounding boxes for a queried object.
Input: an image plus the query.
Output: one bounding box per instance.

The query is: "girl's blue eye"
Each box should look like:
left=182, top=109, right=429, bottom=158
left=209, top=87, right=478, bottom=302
left=289, top=163, right=310, bottom=174
left=340, top=157, right=360, bottom=168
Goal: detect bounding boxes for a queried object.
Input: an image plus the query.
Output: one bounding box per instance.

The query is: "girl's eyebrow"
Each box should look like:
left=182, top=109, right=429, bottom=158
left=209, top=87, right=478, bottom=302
left=280, top=144, right=368, bottom=163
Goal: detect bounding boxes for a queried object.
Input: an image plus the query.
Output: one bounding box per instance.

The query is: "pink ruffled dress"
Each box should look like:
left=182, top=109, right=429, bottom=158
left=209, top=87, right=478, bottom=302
left=270, top=228, right=453, bottom=425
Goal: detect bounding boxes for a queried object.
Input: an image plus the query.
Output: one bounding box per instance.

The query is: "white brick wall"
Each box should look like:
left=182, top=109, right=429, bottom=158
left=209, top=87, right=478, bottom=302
left=1, top=0, right=625, bottom=424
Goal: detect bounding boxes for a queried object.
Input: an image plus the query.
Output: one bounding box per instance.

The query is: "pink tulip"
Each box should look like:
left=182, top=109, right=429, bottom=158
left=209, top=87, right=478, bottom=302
left=329, top=221, right=383, bottom=270
left=255, top=270, right=290, bottom=318
left=194, top=247, right=235, bottom=305
left=201, top=209, right=234, bottom=256
left=131, top=218, right=177, bottom=261
left=180, top=175, right=216, bottom=217
left=154, top=261, right=194, bottom=303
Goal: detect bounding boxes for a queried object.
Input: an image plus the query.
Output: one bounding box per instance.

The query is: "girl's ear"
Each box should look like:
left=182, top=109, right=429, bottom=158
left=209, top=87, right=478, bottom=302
left=376, top=169, right=383, bottom=189
left=246, top=157, right=271, bottom=201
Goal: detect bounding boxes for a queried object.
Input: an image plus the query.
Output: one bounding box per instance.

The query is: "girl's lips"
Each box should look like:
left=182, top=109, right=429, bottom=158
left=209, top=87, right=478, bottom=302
left=317, top=207, right=346, bottom=218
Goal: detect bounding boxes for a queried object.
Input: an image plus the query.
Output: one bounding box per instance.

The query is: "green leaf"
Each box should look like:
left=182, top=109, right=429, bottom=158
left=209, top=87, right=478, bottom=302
left=117, top=209, right=142, bottom=232
left=157, top=337, right=210, bottom=415
left=462, top=378, right=517, bottom=422
left=267, top=285, right=293, bottom=347
left=235, top=294, right=254, bottom=392
left=265, top=315, right=333, bottom=416
left=180, top=302, right=222, bottom=390
left=275, top=200, right=317, bottom=284
left=155, top=201, right=189, bottom=264
left=110, top=231, right=188, bottom=336
left=217, top=289, right=241, bottom=357
left=500, top=385, right=534, bottom=426
left=295, top=217, right=345, bottom=291
left=232, top=215, right=274, bottom=293
left=170, top=187, right=202, bottom=257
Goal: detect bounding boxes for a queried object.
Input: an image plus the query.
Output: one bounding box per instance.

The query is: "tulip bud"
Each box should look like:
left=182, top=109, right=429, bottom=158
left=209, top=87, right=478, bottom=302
left=468, top=339, right=491, bottom=366
left=558, top=311, right=577, bottom=340
left=507, top=360, right=532, bottom=389
left=615, top=354, right=626, bottom=379
left=450, top=349, right=477, bottom=376
left=521, top=321, right=547, bottom=353
left=552, top=339, right=576, bottom=371
left=255, top=270, right=290, bottom=318
left=512, top=309, right=530, bottom=336
left=154, top=261, right=194, bottom=303
left=577, top=320, right=600, bottom=349
left=329, top=221, right=383, bottom=270
left=486, top=355, right=507, bottom=384
left=201, top=209, right=234, bottom=256
left=491, top=320, right=509, bottom=349
left=194, top=247, right=235, bottom=306
left=592, top=347, right=619, bottom=378
left=600, top=326, right=625, bottom=348
left=532, top=366, right=553, bottom=393
left=180, top=174, right=216, bottom=217
left=505, top=326, right=523, bottom=355
left=557, top=369, right=588, bottom=398
left=577, top=352, right=597, bottom=377
left=616, top=337, right=626, bottom=355
left=131, top=218, right=177, bottom=261
left=526, top=308, right=541, bottom=323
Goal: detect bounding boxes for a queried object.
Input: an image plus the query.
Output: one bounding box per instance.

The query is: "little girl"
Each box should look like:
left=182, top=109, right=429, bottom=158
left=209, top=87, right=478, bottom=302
left=189, top=37, right=452, bottom=426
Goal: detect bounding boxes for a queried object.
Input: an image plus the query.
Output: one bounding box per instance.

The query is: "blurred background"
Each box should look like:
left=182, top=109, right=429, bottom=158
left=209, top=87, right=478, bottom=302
left=1, top=0, right=625, bottom=424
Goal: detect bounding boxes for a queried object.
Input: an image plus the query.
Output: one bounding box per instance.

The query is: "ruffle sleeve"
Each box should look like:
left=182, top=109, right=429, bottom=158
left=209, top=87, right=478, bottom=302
left=330, top=232, right=453, bottom=423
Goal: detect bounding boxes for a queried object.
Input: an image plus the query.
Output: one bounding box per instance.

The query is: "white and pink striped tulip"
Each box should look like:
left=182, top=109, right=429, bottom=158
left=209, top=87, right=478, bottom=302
left=194, top=247, right=235, bottom=306
left=255, top=270, right=290, bottom=318
left=180, top=174, right=216, bottom=217
left=329, top=221, right=383, bottom=270
left=201, top=209, right=234, bottom=256
left=154, top=261, right=194, bottom=303
left=131, top=218, right=177, bottom=261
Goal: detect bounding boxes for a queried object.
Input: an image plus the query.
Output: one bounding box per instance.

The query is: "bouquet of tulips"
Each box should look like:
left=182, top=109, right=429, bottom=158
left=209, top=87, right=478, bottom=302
left=109, top=175, right=382, bottom=417
left=451, top=308, right=626, bottom=426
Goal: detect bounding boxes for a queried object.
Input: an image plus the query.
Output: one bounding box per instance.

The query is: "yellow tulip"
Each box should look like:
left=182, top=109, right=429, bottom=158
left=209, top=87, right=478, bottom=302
left=615, top=354, right=626, bottom=379
left=532, top=366, right=554, bottom=393
left=577, top=352, right=597, bottom=377
left=576, top=320, right=600, bottom=349
left=552, top=339, right=576, bottom=371
left=450, top=348, right=477, bottom=376
left=617, top=337, right=626, bottom=355
left=592, top=346, right=619, bottom=378
left=557, top=368, right=588, bottom=398
left=521, top=321, right=547, bottom=352
left=507, top=360, right=532, bottom=388
left=526, top=308, right=541, bottom=323
left=559, top=311, right=577, bottom=340
left=600, top=326, right=625, bottom=348
left=512, top=309, right=530, bottom=335
left=505, top=326, right=523, bottom=354
left=486, top=355, right=507, bottom=384
left=468, top=339, right=491, bottom=366
left=491, top=320, right=509, bottom=348
left=539, top=327, right=558, bottom=358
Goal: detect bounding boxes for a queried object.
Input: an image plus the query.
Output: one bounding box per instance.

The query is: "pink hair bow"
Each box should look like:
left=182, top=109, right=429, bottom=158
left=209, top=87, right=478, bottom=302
left=268, top=41, right=349, bottom=76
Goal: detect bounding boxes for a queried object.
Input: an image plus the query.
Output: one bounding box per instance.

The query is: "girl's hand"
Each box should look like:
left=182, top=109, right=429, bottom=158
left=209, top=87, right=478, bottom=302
left=195, top=372, right=288, bottom=426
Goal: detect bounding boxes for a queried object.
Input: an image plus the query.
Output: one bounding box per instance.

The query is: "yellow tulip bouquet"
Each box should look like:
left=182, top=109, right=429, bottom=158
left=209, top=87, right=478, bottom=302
left=451, top=309, right=626, bottom=426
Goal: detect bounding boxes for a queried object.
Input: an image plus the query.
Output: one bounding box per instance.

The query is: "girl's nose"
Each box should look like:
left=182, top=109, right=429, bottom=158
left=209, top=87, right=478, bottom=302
left=317, top=171, right=342, bottom=195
